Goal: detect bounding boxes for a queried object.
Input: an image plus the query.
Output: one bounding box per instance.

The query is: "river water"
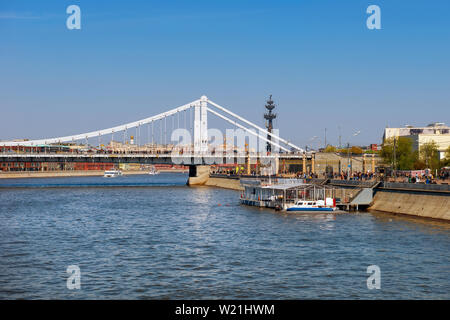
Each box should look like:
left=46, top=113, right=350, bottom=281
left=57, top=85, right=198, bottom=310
left=0, top=173, right=449, bottom=299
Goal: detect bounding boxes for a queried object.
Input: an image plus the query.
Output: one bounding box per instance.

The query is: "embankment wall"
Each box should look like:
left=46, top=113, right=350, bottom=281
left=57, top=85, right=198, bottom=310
left=187, top=167, right=243, bottom=190
left=369, top=190, right=450, bottom=221
left=204, top=177, right=243, bottom=191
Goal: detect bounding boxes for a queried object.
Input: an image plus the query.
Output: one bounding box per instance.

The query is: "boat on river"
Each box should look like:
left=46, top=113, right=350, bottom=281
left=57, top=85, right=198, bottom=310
left=148, top=166, right=159, bottom=175
left=104, top=169, right=122, bottom=177
left=286, top=199, right=337, bottom=212
left=240, top=178, right=341, bottom=211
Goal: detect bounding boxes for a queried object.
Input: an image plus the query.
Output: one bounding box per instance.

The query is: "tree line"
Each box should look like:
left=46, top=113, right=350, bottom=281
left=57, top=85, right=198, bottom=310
left=380, top=137, right=449, bottom=171
left=322, top=137, right=450, bottom=171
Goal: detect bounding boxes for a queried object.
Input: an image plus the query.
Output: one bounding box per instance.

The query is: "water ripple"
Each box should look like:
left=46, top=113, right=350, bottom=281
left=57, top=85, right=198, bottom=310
left=0, top=173, right=449, bottom=299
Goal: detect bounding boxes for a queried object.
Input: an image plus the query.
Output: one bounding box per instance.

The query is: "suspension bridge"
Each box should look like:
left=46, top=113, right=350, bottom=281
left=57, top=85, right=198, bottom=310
left=0, top=96, right=315, bottom=181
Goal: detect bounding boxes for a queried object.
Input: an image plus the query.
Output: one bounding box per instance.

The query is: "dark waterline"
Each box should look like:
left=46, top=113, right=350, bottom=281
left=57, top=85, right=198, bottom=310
left=0, top=173, right=449, bottom=299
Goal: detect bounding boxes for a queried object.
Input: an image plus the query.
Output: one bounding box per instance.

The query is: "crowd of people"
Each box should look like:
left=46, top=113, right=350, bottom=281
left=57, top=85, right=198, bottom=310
left=385, top=169, right=449, bottom=184
left=304, top=169, right=450, bottom=184
left=330, top=169, right=450, bottom=184
left=211, top=166, right=450, bottom=184
left=332, top=171, right=376, bottom=181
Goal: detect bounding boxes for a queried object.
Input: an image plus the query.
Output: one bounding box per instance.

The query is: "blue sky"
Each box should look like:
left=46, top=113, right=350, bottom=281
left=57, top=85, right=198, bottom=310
left=0, top=0, right=449, bottom=148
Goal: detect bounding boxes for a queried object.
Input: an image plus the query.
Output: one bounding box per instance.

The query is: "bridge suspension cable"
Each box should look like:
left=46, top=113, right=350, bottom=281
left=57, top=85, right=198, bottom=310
left=207, top=99, right=304, bottom=153
left=2, top=96, right=305, bottom=154
left=206, top=107, right=290, bottom=153
left=1, top=100, right=200, bottom=147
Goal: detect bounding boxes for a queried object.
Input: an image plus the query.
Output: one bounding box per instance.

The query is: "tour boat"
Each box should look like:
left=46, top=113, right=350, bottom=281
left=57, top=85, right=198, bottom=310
left=104, top=169, right=122, bottom=178
left=287, top=199, right=337, bottom=212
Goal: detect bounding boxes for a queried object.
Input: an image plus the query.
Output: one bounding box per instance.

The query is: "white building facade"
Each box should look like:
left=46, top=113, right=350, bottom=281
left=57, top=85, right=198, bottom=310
left=383, top=123, right=450, bottom=160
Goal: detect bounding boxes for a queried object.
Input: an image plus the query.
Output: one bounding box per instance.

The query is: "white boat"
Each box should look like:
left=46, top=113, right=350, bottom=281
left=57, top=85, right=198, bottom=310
left=287, top=198, right=337, bottom=212
left=104, top=169, right=122, bottom=177
left=148, top=166, right=159, bottom=175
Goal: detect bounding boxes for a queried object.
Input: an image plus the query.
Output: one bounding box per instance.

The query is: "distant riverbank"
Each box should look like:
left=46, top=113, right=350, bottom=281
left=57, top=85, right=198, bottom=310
left=0, top=169, right=188, bottom=179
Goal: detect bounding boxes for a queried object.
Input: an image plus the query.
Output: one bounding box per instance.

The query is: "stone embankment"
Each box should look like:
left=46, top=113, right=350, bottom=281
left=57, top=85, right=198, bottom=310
left=368, top=183, right=450, bottom=221
left=204, top=177, right=243, bottom=191
left=187, top=166, right=243, bottom=190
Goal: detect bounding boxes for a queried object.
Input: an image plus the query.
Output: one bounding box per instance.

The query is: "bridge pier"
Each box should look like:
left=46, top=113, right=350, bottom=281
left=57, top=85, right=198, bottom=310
left=187, top=165, right=210, bottom=186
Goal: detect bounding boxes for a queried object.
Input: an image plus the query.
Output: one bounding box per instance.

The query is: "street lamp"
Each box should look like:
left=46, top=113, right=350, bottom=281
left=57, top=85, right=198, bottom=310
left=309, top=136, right=319, bottom=151
left=346, top=130, right=361, bottom=178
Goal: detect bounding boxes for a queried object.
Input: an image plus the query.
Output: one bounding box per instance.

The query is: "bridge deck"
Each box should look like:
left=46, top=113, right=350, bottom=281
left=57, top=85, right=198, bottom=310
left=0, top=153, right=308, bottom=165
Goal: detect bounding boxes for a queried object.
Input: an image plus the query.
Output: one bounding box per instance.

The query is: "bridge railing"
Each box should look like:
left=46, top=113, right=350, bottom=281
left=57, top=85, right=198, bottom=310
left=328, top=179, right=377, bottom=188
left=0, top=151, right=306, bottom=158
left=380, top=182, right=450, bottom=192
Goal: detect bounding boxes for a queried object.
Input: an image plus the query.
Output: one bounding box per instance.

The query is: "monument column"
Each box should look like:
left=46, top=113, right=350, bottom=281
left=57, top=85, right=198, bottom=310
left=372, top=154, right=375, bottom=173
left=303, top=153, right=307, bottom=174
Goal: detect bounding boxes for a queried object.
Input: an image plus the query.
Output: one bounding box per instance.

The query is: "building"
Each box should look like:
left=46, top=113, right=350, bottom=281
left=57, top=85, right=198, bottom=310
left=383, top=123, right=450, bottom=159
left=383, top=123, right=450, bottom=141
left=313, top=152, right=382, bottom=176
left=409, top=134, right=450, bottom=160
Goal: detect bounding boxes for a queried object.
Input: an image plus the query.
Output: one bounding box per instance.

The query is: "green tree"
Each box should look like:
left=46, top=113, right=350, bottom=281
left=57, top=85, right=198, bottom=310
left=350, top=146, right=363, bottom=154
left=420, top=141, right=440, bottom=170
left=381, top=137, right=415, bottom=170
left=443, top=146, right=450, bottom=166
left=324, top=145, right=337, bottom=153
left=337, top=146, right=363, bottom=154
left=413, top=151, right=426, bottom=169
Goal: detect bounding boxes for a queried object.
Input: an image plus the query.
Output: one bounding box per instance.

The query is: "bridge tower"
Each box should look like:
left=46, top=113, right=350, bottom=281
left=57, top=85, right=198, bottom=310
left=194, top=95, right=208, bottom=154
left=264, top=95, right=277, bottom=153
